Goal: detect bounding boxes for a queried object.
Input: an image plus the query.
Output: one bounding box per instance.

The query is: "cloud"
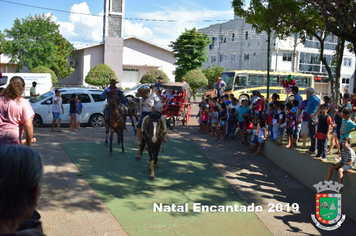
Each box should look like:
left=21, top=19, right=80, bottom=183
left=123, top=21, right=153, bottom=40
left=53, top=2, right=103, bottom=48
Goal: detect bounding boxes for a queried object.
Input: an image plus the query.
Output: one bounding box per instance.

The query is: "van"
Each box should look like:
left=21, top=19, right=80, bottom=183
left=0, top=73, right=52, bottom=98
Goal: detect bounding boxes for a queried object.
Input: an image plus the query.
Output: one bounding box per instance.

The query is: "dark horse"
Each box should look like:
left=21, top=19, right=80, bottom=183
left=136, top=111, right=163, bottom=179
left=105, top=93, right=125, bottom=155
left=126, top=98, right=140, bottom=135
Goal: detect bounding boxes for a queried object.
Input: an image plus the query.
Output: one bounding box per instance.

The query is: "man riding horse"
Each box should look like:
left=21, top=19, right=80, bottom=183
left=100, top=79, right=128, bottom=124
left=136, top=85, right=167, bottom=145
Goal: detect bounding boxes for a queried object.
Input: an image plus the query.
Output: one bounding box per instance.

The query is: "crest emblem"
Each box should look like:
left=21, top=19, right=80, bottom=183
left=311, top=181, right=346, bottom=231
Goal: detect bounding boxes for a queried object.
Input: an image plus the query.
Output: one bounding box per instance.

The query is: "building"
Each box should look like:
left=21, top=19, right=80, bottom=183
left=60, top=36, right=175, bottom=88
left=199, top=15, right=356, bottom=95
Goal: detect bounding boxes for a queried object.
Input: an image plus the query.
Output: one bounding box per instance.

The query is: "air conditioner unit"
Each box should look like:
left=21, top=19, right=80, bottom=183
left=69, top=60, right=76, bottom=67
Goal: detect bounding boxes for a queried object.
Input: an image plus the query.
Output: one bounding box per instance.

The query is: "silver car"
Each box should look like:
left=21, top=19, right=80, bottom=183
left=30, top=88, right=106, bottom=127
left=123, top=83, right=154, bottom=100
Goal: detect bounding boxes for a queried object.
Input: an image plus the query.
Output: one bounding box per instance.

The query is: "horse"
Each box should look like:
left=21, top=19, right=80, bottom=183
left=136, top=111, right=163, bottom=179
left=105, top=93, right=125, bottom=155
left=126, top=98, right=140, bottom=135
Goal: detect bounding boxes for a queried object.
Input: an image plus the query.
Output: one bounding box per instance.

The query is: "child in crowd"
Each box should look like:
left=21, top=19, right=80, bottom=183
left=276, top=103, right=286, bottom=146
left=69, top=93, right=78, bottom=132
left=272, top=101, right=280, bottom=142
left=249, top=121, right=258, bottom=153
left=239, top=116, right=253, bottom=145
left=200, top=103, right=209, bottom=134
left=298, top=99, right=309, bottom=149
left=351, top=94, right=356, bottom=122
left=238, top=99, right=250, bottom=131
left=226, top=108, right=237, bottom=139
left=323, top=96, right=332, bottom=113
left=216, top=103, right=228, bottom=140
left=339, top=109, right=356, bottom=151
left=327, top=137, right=355, bottom=184
left=254, top=117, right=267, bottom=155
left=208, top=97, right=214, bottom=134
left=315, top=104, right=332, bottom=159
left=292, top=100, right=300, bottom=147
left=210, top=106, right=219, bottom=137
left=197, top=102, right=203, bottom=132
left=267, top=103, right=275, bottom=139
left=251, top=91, right=262, bottom=119
left=76, top=99, right=82, bottom=128
left=223, top=94, right=232, bottom=105
left=285, top=103, right=295, bottom=149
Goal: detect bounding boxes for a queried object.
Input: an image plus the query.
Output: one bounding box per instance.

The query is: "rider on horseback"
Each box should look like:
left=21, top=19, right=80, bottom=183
left=136, top=85, right=167, bottom=145
left=100, top=79, right=128, bottom=124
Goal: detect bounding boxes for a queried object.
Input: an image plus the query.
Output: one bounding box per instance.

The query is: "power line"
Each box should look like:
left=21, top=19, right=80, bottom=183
left=0, top=0, right=232, bottom=22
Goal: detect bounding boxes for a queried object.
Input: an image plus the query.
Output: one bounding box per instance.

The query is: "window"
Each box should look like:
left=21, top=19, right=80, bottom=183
left=344, top=58, right=352, bottom=67
left=282, top=53, right=292, bottom=62
left=220, top=54, right=227, bottom=62
left=41, top=98, right=53, bottom=105
left=232, top=33, right=235, bottom=41
left=62, top=94, right=71, bottom=104
left=212, top=37, right=217, bottom=45
left=342, top=78, right=350, bottom=84
left=211, top=56, right=217, bottom=63
left=92, top=94, right=106, bottom=102
left=234, top=76, right=247, bottom=87
left=248, top=75, right=264, bottom=86
left=245, top=31, right=248, bottom=40
left=230, top=54, right=236, bottom=62
left=244, top=53, right=249, bottom=61
left=123, top=68, right=138, bottom=71
left=209, top=44, right=214, bottom=50
left=77, top=94, right=91, bottom=103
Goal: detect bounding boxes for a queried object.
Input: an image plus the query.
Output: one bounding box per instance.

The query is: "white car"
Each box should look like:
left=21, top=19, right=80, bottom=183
left=123, top=83, right=154, bottom=100
left=30, top=88, right=106, bottom=127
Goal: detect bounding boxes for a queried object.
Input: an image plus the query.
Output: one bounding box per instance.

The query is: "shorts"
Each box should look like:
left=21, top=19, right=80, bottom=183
left=208, top=117, right=212, bottom=124
left=258, top=137, right=265, bottom=143
left=286, top=127, right=294, bottom=135
left=219, top=120, right=227, bottom=126
left=278, top=127, right=285, bottom=136
left=294, top=123, right=301, bottom=138
left=300, top=121, right=308, bottom=135
left=251, top=135, right=258, bottom=145
left=52, top=112, right=62, bottom=120
left=201, top=120, right=208, bottom=124
left=336, top=123, right=341, bottom=139
left=239, top=122, right=244, bottom=130
left=334, top=164, right=353, bottom=172
left=212, top=123, right=218, bottom=128
left=76, top=114, right=81, bottom=122
left=70, top=113, right=77, bottom=116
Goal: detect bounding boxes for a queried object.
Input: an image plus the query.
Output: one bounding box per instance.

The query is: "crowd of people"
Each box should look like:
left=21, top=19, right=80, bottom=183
left=197, top=83, right=356, bottom=184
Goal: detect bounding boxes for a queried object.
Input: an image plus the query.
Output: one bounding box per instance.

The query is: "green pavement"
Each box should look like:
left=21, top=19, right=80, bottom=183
left=62, top=140, right=272, bottom=236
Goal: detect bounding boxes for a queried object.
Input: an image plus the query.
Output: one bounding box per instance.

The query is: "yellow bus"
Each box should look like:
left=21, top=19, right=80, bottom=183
left=220, top=70, right=315, bottom=102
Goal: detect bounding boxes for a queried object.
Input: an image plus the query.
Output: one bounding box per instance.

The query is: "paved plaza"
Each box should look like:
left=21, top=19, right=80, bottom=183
left=31, top=103, right=356, bottom=235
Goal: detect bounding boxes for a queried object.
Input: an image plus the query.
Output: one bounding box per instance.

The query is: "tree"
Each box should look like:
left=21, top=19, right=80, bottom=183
left=183, top=69, right=208, bottom=100
left=85, top=64, right=118, bottom=89
left=169, top=28, right=209, bottom=81
left=0, top=14, right=74, bottom=79
left=30, top=66, right=57, bottom=84
left=202, top=65, right=225, bottom=89
left=231, top=0, right=347, bottom=102
left=140, top=69, right=169, bottom=84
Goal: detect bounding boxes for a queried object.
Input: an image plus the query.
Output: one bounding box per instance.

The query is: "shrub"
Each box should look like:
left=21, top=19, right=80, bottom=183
left=85, top=64, right=118, bottom=89
left=30, top=66, right=57, bottom=84
left=140, top=69, right=169, bottom=84
left=183, top=69, right=208, bottom=100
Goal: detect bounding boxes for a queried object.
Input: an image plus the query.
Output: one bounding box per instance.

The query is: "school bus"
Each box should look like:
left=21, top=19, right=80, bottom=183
left=220, top=70, right=315, bottom=102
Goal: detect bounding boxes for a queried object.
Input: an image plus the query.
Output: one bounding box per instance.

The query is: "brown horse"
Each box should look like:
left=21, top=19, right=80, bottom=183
left=126, top=98, right=140, bottom=135
left=105, top=94, right=125, bottom=155
left=136, top=112, right=163, bottom=179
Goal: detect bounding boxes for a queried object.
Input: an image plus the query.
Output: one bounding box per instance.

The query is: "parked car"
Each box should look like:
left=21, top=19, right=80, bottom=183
left=30, top=88, right=106, bottom=127
left=123, top=83, right=154, bottom=100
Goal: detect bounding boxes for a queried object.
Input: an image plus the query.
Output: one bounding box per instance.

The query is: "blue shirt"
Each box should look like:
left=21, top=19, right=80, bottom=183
left=306, top=94, right=320, bottom=115
left=239, top=106, right=250, bottom=122
left=77, top=102, right=83, bottom=114
left=100, top=87, right=127, bottom=106
left=293, top=93, right=303, bottom=108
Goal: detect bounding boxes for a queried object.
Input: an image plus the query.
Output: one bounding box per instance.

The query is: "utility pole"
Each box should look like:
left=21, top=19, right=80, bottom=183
left=0, top=45, right=2, bottom=79
left=266, top=1, right=271, bottom=100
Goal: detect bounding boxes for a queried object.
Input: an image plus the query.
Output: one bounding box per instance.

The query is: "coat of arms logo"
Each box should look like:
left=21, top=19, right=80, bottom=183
left=311, top=180, right=346, bottom=231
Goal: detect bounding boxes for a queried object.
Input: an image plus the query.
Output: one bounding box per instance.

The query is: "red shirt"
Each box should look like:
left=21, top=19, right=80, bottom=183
left=351, top=99, right=356, bottom=112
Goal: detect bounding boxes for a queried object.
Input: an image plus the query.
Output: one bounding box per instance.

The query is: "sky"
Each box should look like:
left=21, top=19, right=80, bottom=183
left=0, top=0, right=244, bottom=49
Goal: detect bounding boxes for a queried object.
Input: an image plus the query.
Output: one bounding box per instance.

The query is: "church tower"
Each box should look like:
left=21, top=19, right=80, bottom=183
left=103, top=0, right=124, bottom=83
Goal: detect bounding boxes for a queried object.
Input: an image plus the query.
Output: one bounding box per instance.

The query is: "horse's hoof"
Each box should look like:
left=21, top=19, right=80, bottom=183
left=136, top=156, right=141, bottom=160
left=150, top=174, right=155, bottom=179
left=154, top=164, right=158, bottom=168
left=109, top=152, right=113, bottom=156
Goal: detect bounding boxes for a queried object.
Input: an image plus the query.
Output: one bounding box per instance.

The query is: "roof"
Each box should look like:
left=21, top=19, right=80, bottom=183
left=124, top=36, right=172, bottom=53
left=160, top=82, right=189, bottom=91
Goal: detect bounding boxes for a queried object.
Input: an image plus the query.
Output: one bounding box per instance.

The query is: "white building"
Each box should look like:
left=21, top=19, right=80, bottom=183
left=199, top=15, right=356, bottom=95
left=59, top=36, right=176, bottom=88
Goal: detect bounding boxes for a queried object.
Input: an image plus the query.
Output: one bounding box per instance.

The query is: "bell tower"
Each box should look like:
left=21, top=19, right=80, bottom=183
left=103, top=0, right=125, bottom=84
